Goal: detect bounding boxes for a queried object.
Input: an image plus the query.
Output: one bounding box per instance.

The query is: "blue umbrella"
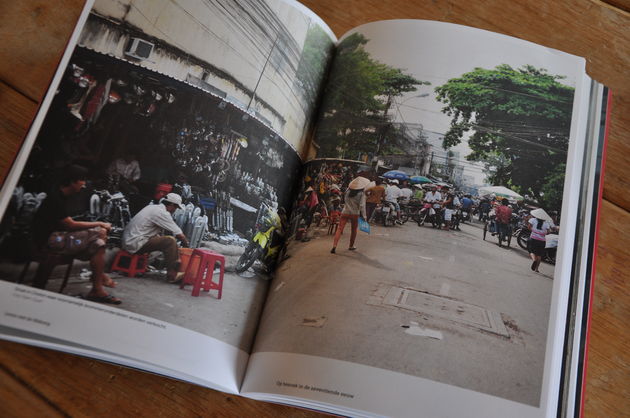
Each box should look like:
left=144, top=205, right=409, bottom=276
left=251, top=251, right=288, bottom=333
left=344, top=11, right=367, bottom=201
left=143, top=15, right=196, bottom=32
left=409, top=175, right=432, bottom=184
left=383, top=170, right=409, bottom=181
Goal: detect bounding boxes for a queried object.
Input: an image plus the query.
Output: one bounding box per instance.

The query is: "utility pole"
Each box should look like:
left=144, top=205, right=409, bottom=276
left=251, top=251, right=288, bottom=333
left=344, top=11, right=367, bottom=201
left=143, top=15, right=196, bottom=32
left=375, top=94, right=393, bottom=156
left=247, top=31, right=280, bottom=112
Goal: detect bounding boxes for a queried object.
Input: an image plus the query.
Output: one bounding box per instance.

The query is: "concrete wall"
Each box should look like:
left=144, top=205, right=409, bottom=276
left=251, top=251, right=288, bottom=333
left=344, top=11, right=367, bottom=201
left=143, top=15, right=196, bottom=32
left=83, top=0, right=320, bottom=151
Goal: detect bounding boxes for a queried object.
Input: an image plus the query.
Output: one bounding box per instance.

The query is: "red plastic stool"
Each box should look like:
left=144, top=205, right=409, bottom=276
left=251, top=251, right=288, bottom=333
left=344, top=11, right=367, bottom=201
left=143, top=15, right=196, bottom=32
left=180, top=249, right=224, bottom=299
left=110, top=250, right=149, bottom=277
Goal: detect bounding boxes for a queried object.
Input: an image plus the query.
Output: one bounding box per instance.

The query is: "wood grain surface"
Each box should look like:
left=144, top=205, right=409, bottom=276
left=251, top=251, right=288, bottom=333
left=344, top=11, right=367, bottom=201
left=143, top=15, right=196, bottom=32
left=1, top=1, right=628, bottom=416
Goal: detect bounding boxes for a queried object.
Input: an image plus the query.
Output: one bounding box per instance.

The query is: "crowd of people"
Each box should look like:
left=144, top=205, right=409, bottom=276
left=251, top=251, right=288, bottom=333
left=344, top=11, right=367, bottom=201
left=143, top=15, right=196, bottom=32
left=296, top=162, right=559, bottom=275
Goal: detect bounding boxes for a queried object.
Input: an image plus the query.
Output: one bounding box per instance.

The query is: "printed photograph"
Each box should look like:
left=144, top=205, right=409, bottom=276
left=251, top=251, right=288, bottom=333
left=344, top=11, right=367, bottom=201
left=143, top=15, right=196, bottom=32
left=0, top=0, right=333, bottom=351
left=253, top=20, right=580, bottom=406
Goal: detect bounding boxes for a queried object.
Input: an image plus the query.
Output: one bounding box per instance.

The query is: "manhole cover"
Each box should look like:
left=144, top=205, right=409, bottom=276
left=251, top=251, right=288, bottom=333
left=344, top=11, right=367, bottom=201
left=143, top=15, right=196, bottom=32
left=380, top=286, right=509, bottom=337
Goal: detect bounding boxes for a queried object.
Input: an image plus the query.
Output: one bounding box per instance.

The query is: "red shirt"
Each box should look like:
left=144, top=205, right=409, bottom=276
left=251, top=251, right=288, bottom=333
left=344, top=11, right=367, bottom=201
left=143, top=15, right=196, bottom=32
left=495, top=205, right=512, bottom=224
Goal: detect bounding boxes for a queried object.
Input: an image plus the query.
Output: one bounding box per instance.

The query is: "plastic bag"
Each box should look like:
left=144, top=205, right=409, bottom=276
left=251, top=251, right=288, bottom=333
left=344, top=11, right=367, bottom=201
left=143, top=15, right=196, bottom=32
left=358, top=217, right=370, bottom=234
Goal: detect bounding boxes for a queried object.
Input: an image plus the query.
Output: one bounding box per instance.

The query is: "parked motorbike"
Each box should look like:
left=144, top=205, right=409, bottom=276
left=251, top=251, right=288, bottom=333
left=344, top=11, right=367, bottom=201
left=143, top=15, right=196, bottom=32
left=87, top=189, right=132, bottom=246
left=544, top=234, right=558, bottom=264
left=235, top=203, right=284, bottom=273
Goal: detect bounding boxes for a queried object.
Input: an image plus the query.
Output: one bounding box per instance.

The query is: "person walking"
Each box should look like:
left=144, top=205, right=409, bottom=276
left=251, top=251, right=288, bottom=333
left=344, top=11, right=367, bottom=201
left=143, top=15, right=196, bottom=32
left=527, top=208, right=553, bottom=272
left=331, top=176, right=369, bottom=254
left=495, top=198, right=513, bottom=247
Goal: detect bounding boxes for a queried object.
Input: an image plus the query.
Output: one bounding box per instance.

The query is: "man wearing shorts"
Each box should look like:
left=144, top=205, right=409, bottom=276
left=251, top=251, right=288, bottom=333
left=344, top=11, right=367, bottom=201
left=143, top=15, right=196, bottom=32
left=33, top=165, right=119, bottom=304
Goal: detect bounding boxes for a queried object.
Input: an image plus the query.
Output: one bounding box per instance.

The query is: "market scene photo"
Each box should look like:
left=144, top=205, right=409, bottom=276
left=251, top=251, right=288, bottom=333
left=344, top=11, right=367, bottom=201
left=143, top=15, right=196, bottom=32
left=253, top=22, right=578, bottom=406
left=0, top=0, right=333, bottom=351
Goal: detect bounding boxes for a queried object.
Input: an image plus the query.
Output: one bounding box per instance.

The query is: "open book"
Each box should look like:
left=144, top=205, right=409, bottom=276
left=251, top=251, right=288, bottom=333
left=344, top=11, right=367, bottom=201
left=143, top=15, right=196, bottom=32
left=0, top=1, right=610, bottom=416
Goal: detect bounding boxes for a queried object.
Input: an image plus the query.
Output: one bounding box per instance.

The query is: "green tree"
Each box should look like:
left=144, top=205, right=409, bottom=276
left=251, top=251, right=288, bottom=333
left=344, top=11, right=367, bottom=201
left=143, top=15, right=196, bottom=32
left=539, top=163, right=566, bottom=212
left=295, top=24, right=334, bottom=110
left=315, top=33, right=425, bottom=159
left=435, top=64, right=574, bottom=200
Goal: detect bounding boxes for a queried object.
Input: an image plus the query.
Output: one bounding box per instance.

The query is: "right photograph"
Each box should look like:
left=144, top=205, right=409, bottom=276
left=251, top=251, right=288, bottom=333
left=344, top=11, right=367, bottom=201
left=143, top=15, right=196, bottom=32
left=254, top=20, right=581, bottom=407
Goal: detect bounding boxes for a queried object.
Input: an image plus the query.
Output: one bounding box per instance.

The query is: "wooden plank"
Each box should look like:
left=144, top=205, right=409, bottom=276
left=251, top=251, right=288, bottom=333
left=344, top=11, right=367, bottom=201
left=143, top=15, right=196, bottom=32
left=0, top=81, right=37, bottom=182
left=0, top=0, right=83, bottom=101
left=0, top=340, right=323, bottom=417
left=0, top=366, right=64, bottom=418
left=583, top=199, right=630, bottom=416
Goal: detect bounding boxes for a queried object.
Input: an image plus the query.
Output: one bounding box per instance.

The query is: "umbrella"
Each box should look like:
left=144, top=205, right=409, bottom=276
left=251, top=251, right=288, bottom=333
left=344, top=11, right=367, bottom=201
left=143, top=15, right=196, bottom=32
left=383, top=170, right=409, bottom=181
left=478, top=185, right=523, bottom=200
left=409, top=175, right=432, bottom=184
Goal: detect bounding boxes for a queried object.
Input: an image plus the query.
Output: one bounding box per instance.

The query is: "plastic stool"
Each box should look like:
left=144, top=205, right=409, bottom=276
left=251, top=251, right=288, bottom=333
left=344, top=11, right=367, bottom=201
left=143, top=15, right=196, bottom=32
left=180, top=248, right=224, bottom=299
left=110, top=250, right=149, bottom=277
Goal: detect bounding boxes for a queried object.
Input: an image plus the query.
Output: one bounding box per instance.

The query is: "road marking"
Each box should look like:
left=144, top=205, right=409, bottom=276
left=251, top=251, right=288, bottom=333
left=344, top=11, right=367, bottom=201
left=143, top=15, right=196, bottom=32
left=274, top=282, right=285, bottom=292
left=301, top=316, right=327, bottom=327
left=417, top=256, right=433, bottom=261
left=404, top=321, right=443, bottom=339
left=448, top=255, right=455, bottom=263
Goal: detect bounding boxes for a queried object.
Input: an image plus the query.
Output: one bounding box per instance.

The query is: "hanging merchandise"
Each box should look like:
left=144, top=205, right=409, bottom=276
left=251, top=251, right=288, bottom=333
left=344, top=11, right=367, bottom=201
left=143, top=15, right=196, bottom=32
left=68, top=75, right=96, bottom=120
left=75, top=78, right=112, bottom=132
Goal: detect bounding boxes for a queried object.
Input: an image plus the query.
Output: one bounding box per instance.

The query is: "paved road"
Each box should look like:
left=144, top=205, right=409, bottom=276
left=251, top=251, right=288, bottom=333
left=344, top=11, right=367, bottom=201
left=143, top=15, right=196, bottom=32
left=254, top=219, right=554, bottom=406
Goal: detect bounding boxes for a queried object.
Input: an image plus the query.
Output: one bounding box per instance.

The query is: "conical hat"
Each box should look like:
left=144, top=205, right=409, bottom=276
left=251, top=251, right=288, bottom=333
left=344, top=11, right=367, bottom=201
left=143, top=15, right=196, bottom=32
left=530, top=208, right=553, bottom=222
left=348, top=176, right=370, bottom=190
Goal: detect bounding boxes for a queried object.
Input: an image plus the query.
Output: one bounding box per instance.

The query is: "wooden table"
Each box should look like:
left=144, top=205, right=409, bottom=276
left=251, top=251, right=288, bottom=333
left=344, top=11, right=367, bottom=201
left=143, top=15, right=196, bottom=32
left=1, top=1, right=628, bottom=416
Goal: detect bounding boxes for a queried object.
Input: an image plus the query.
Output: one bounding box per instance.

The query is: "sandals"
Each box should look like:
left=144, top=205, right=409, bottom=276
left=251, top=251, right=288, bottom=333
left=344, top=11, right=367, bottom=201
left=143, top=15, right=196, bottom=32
left=168, top=272, right=185, bottom=284
left=85, top=294, right=122, bottom=305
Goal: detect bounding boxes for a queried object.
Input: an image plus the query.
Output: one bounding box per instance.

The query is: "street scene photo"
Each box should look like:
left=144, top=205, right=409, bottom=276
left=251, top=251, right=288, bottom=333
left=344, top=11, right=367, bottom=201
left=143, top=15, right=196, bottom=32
left=0, top=0, right=334, bottom=351
left=253, top=21, right=581, bottom=406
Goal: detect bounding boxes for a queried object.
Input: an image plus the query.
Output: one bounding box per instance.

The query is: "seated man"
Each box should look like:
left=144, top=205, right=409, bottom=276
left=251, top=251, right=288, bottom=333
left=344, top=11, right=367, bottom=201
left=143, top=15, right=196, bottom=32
left=122, top=193, right=189, bottom=283
left=33, top=165, right=119, bottom=304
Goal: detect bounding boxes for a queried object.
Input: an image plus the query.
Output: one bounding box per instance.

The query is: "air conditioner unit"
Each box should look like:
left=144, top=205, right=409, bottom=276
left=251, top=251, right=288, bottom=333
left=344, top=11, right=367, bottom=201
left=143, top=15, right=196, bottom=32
left=124, top=38, right=154, bottom=60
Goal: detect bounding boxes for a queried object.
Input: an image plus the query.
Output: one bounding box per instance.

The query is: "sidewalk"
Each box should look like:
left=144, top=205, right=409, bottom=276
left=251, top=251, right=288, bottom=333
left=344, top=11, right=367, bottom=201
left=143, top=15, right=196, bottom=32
left=1, top=256, right=269, bottom=351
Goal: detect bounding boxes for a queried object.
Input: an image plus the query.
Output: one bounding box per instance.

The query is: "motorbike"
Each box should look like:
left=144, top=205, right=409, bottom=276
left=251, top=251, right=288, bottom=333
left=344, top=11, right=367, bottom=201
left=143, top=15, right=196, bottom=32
left=460, top=207, right=472, bottom=223
left=406, top=199, right=424, bottom=223
left=517, top=228, right=530, bottom=250
left=87, top=189, right=132, bottom=246
left=482, top=211, right=496, bottom=241
left=381, top=201, right=399, bottom=226
left=417, top=202, right=440, bottom=228
left=369, top=201, right=399, bottom=227
left=235, top=203, right=284, bottom=273
left=398, top=201, right=411, bottom=224
left=544, top=234, right=558, bottom=264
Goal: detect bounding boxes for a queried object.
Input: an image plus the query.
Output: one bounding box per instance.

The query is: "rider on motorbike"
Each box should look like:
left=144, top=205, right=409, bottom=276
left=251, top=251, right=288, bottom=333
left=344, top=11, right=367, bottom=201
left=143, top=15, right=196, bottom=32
left=422, top=184, right=442, bottom=227
left=440, top=186, right=455, bottom=230
left=384, top=179, right=403, bottom=224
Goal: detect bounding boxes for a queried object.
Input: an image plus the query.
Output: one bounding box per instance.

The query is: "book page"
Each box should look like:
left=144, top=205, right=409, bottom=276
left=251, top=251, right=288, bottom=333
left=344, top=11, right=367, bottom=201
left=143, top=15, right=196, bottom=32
left=243, top=19, right=597, bottom=416
left=0, top=0, right=334, bottom=392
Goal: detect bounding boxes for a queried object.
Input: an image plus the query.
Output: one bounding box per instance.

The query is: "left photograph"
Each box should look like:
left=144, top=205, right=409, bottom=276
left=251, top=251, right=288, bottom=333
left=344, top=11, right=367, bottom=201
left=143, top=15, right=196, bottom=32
left=0, top=0, right=334, bottom=352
